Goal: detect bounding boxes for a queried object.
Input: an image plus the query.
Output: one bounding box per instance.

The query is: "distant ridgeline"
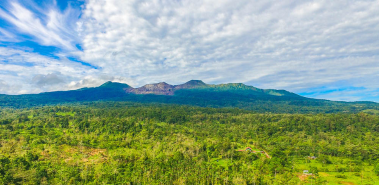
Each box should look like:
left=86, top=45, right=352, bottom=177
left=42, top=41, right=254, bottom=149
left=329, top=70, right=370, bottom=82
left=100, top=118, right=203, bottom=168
left=0, top=80, right=378, bottom=113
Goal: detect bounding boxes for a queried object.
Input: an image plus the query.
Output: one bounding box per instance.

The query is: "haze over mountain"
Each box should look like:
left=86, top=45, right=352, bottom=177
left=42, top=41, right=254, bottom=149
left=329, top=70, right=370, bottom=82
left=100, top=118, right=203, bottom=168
left=0, top=80, right=377, bottom=114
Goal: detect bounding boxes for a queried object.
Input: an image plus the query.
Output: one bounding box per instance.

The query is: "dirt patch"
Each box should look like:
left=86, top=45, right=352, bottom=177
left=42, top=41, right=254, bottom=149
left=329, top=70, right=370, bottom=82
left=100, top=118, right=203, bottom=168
left=89, top=148, right=106, bottom=156
left=82, top=148, right=107, bottom=164
left=65, top=157, right=73, bottom=162
left=339, top=182, right=355, bottom=185
left=40, top=150, right=50, bottom=157
left=298, top=173, right=316, bottom=182
left=59, top=145, right=107, bottom=164
left=298, top=173, right=308, bottom=181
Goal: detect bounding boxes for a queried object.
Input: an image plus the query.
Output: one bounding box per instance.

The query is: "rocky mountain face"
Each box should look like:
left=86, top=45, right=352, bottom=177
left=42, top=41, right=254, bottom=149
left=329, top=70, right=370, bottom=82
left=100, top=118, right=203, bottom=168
left=126, top=80, right=209, bottom=95
left=124, top=80, right=301, bottom=98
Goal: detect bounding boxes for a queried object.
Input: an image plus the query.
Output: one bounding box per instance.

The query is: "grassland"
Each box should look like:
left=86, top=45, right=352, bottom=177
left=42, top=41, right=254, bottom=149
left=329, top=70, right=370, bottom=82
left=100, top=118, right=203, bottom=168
left=294, top=158, right=379, bottom=184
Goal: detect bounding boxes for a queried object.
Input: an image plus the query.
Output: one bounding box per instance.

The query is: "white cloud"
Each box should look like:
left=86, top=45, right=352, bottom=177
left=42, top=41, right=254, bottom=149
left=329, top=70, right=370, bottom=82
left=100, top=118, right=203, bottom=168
left=32, top=72, right=65, bottom=87
left=0, top=79, right=22, bottom=94
left=77, top=0, right=379, bottom=96
left=0, top=27, right=18, bottom=42
left=1, top=0, right=379, bottom=101
left=293, top=2, right=322, bottom=16
left=67, top=75, right=136, bottom=89
left=0, top=47, right=128, bottom=94
left=0, top=1, right=80, bottom=50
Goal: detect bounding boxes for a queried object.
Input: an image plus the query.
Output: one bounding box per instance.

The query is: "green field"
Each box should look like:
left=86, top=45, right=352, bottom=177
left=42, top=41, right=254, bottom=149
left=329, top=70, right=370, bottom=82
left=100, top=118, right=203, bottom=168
left=293, top=158, right=379, bottom=184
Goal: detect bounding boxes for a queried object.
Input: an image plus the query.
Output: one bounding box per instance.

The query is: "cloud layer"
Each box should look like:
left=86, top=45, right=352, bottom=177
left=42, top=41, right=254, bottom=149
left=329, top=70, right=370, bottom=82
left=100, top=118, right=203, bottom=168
left=1, top=0, right=379, bottom=101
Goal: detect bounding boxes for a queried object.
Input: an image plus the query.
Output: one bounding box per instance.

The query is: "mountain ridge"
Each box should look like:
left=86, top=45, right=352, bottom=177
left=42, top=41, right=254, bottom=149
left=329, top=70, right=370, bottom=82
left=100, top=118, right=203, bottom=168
left=0, top=80, right=378, bottom=113
left=124, top=80, right=300, bottom=97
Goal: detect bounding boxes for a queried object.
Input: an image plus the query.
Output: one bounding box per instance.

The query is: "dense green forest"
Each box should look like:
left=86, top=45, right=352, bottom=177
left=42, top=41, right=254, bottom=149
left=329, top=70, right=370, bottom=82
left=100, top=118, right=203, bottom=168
left=1, top=102, right=379, bottom=184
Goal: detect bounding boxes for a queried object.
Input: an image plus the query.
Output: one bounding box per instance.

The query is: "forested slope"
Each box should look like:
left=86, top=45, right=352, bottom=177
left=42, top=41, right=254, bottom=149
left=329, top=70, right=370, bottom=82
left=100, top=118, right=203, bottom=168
left=0, top=81, right=378, bottom=114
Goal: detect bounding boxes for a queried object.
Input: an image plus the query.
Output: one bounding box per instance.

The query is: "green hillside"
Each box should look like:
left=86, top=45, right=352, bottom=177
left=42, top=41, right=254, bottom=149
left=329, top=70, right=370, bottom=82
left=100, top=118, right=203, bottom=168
left=0, top=81, right=378, bottom=114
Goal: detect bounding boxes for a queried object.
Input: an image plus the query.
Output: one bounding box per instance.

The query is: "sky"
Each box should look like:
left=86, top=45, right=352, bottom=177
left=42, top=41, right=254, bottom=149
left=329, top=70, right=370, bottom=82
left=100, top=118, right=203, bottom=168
left=0, top=0, right=379, bottom=102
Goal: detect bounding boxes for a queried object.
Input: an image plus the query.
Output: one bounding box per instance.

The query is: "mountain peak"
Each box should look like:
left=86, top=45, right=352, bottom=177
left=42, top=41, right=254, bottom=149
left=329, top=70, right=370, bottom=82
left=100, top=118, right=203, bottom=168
left=126, top=80, right=209, bottom=95
left=176, top=80, right=208, bottom=89
left=99, top=81, right=130, bottom=88
left=156, top=82, right=171, bottom=86
left=144, top=82, right=173, bottom=88
left=184, top=80, right=206, bottom=86
left=127, top=82, right=174, bottom=95
left=100, top=81, right=113, bottom=86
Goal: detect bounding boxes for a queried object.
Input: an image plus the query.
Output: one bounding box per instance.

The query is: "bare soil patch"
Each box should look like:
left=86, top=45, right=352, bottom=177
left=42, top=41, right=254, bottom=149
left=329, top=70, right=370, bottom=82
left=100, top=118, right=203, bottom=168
left=297, top=173, right=308, bottom=181
left=339, top=182, right=355, bottom=185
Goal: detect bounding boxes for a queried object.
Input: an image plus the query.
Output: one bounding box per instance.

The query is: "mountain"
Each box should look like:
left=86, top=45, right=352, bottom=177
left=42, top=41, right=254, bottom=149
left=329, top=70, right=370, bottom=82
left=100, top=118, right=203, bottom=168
left=127, top=82, right=176, bottom=95
left=127, top=80, right=211, bottom=95
left=126, top=80, right=300, bottom=97
left=0, top=80, right=378, bottom=113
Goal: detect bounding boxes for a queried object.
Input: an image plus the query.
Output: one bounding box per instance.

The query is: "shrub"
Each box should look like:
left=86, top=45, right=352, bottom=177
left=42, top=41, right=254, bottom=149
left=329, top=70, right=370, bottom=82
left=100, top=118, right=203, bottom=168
left=335, top=174, right=347, bottom=179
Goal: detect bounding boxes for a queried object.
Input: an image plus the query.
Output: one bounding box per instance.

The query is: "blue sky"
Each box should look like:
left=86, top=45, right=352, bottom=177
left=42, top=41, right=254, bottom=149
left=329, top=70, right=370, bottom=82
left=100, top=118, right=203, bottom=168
left=0, top=0, right=379, bottom=102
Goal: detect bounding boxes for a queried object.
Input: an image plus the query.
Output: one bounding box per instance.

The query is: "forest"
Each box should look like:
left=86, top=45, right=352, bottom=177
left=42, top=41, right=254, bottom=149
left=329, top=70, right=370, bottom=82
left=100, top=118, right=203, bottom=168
left=1, top=102, right=379, bottom=184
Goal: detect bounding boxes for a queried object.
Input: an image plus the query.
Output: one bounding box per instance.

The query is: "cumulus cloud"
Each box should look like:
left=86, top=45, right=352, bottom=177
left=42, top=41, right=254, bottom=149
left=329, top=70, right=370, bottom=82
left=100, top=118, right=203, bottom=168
left=1, top=0, right=379, bottom=101
left=67, top=74, right=136, bottom=89
left=78, top=0, right=379, bottom=93
left=0, top=47, right=99, bottom=94
left=0, top=80, right=10, bottom=93
left=0, top=46, right=136, bottom=94
left=0, top=79, right=21, bottom=94
left=32, top=72, right=65, bottom=87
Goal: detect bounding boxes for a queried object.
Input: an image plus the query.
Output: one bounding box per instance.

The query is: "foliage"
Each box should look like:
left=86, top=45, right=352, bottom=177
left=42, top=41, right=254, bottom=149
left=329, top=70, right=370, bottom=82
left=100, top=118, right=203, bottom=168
left=0, top=103, right=379, bottom=184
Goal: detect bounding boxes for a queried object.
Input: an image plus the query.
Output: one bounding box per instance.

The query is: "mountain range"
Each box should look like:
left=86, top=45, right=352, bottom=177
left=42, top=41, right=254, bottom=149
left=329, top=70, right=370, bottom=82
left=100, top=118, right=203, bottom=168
left=0, top=80, right=378, bottom=113
left=126, top=80, right=299, bottom=97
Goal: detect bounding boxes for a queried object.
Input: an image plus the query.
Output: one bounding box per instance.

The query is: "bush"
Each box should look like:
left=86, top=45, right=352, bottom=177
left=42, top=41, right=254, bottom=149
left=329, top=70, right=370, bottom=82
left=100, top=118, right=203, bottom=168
left=335, top=174, right=347, bottom=179
left=319, top=167, right=329, bottom=172
left=375, top=163, right=379, bottom=176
